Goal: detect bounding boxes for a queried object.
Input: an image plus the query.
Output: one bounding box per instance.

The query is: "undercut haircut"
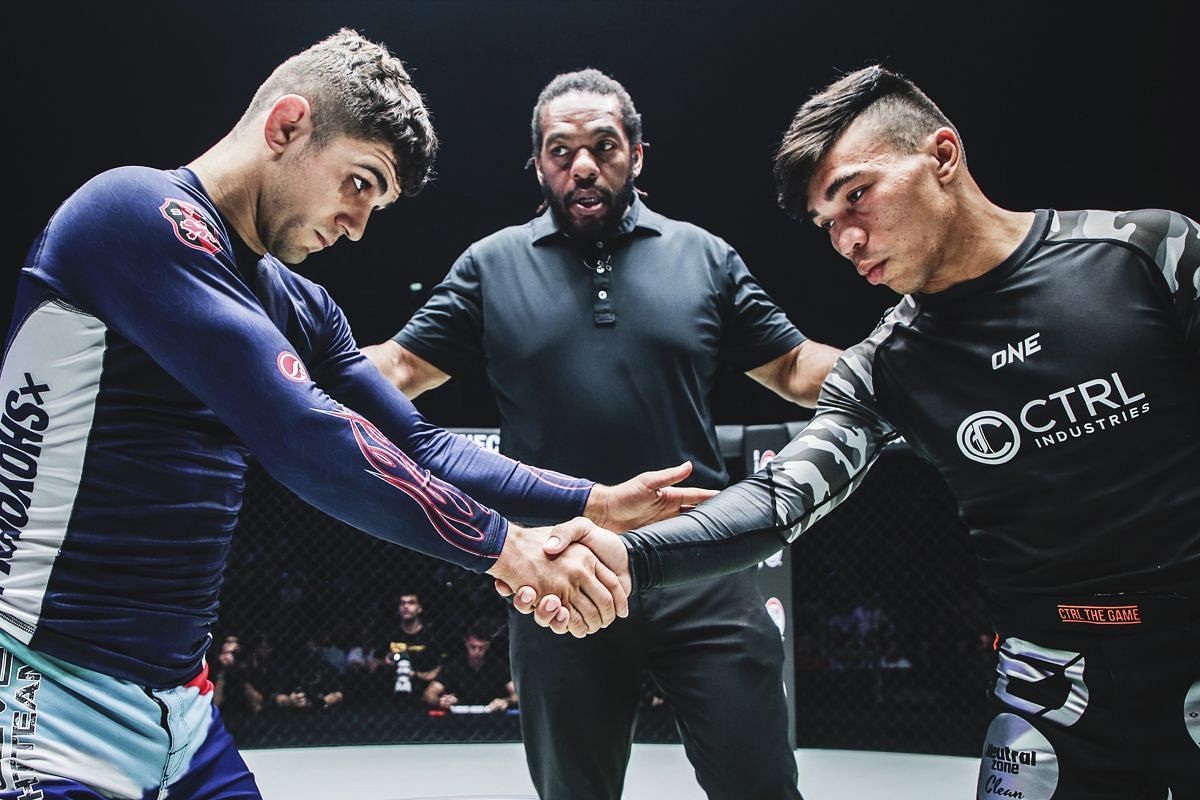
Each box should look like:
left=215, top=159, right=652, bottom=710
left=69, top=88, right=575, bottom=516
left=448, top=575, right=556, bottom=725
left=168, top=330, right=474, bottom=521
left=773, top=65, right=957, bottom=218
left=241, top=28, right=438, bottom=197
left=530, top=68, right=643, bottom=157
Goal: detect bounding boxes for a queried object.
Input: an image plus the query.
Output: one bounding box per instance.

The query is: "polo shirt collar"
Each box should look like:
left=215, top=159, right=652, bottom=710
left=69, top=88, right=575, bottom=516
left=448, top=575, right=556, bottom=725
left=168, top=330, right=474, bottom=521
left=530, top=194, right=665, bottom=246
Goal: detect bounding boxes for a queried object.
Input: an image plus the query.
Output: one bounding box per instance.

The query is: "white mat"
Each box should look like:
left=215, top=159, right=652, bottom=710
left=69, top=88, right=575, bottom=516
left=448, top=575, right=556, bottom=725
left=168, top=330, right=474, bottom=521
left=243, top=742, right=980, bottom=799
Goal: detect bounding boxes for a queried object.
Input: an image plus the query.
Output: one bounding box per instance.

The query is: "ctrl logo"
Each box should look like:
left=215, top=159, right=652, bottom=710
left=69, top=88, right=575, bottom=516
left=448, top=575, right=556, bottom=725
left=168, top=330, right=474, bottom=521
left=957, top=411, right=1021, bottom=465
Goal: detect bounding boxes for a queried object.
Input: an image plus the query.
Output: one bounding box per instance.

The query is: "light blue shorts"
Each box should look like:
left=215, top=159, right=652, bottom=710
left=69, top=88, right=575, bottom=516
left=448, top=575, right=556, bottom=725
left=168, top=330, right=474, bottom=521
left=0, top=631, right=260, bottom=799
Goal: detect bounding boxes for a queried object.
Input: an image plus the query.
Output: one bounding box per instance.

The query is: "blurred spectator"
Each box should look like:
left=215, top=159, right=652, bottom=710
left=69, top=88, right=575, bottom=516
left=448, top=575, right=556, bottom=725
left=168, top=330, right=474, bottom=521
left=825, top=607, right=861, bottom=671
left=341, top=621, right=383, bottom=705
left=827, top=605, right=855, bottom=639
left=850, top=595, right=893, bottom=643
left=211, top=633, right=271, bottom=715
left=317, top=632, right=348, bottom=676
left=345, top=622, right=379, bottom=672
left=271, top=637, right=345, bottom=711
left=381, top=592, right=444, bottom=706
left=423, top=625, right=516, bottom=714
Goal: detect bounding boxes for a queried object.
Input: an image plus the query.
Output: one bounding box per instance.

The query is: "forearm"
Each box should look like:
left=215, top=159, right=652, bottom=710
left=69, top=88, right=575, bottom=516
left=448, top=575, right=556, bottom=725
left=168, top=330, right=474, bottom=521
left=622, top=476, right=789, bottom=590
left=244, top=684, right=264, bottom=713
left=52, top=229, right=511, bottom=572
left=623, top=413, right=893, bottom=591
left=748, top=340, right=842, bottom=408
left=791, top=341, right=843, bottom=406
left=336, top=356, right=593, bottom=521
left=360, top=339, right=448, bottom=399
left=253, top=403, right=510, bottom=571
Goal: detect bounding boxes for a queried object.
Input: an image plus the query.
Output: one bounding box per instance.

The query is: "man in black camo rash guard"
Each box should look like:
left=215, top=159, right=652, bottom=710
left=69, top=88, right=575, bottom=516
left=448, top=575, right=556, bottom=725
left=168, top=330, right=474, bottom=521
left=542, top=65, right=1199, bottom=799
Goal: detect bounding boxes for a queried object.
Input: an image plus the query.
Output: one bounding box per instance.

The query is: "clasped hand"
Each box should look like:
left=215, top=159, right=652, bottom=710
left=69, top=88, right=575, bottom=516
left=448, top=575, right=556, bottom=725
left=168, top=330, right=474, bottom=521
left=487, top=461, right=714, bottom=637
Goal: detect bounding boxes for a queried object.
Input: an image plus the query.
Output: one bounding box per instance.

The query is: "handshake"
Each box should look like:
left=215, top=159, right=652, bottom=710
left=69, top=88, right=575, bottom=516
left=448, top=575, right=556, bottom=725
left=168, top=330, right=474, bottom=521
left=486, top=461, right=715, bottom=638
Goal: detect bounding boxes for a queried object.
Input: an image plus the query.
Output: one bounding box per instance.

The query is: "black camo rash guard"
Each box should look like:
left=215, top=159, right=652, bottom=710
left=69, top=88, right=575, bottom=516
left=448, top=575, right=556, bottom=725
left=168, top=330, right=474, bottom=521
left=624, top=209, right=1200, bottom=602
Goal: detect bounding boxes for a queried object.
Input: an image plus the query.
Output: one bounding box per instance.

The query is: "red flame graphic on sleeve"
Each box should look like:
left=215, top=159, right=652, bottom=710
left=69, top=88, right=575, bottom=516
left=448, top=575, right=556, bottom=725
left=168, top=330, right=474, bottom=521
left=318, top=408, right=496, bottom=556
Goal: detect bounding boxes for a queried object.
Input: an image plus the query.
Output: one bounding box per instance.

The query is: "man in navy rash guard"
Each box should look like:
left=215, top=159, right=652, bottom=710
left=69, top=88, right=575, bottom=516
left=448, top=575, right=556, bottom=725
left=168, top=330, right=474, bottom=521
left=0, top=30, right=696, bottom=800
left=534, top=66, right=1199, bottom=798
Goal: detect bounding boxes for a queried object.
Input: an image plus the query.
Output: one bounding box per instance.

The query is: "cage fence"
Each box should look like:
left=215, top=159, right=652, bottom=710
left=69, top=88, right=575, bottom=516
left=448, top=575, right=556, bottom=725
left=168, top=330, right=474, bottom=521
left=211, top=429, right=992, bottom=756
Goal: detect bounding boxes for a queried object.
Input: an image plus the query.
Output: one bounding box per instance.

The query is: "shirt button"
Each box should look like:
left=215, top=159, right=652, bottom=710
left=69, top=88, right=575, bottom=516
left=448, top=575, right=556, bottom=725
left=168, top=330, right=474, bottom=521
left=598, top=290, right=608, bottom=300
left=596, top=266, right=605, bottom=274
left=596, top=241, right=605, bottom=249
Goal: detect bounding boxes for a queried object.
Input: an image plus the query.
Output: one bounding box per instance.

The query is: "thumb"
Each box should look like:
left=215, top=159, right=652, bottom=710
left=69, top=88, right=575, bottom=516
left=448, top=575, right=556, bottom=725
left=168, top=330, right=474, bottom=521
left=640, top=460, right=693, bottom=491
left=543, top=516, right=596, bottom=555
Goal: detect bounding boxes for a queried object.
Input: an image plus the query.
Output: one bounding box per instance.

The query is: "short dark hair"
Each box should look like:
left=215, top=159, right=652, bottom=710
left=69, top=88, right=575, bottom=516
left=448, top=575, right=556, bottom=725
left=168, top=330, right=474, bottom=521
left=241, top=28, right=438, bottom=197
left=464, top=623, right=493, bottom=642
left=530, top=68, right=643, bottom=157
left=773, top=65, right=956, bottom=218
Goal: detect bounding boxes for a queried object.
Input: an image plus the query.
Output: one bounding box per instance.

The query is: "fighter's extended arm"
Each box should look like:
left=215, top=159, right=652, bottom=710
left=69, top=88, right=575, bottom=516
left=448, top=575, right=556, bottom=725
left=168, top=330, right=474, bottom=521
left=322, top=333, right=595, bottom=523
left=622, top=411, right=896, bottom=591
left=523, top=388, right=899, bottom=632
left=621, top=315, right=907, bottom=591
left=29, top=170, right=586, bottom=571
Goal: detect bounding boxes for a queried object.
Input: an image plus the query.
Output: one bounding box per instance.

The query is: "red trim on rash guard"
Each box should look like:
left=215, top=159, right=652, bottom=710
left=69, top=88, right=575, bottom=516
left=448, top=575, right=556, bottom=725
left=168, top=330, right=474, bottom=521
left=184, top=662, right=213, bottom=695
left=319, top=408, right=498, bottom=556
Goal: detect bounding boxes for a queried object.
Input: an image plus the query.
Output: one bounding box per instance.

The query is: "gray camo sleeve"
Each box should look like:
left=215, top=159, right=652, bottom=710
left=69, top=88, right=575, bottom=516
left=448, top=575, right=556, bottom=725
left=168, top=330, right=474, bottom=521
left=622, top=299, right=916, bottom=591
left=1050, top=208, right=1199, bottom=360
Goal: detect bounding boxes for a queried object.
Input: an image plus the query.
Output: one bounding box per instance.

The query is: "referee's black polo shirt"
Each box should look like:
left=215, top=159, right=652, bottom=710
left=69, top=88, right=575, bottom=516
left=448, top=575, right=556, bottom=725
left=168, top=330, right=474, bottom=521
left=394, top=196, right=804, bottom=491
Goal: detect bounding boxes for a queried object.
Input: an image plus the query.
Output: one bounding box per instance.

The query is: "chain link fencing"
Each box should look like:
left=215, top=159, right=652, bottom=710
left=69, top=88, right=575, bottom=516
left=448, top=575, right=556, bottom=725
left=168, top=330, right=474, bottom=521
left=210, top=429, right=992, bottom=757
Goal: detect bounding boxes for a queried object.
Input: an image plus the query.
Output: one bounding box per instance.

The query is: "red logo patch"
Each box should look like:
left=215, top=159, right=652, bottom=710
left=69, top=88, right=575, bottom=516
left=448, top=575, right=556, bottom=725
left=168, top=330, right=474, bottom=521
left=277, top=351, right=309, bottom=382
left=160, top=198, right=222, bottom=255
left=1056, top=604, right=1142, bottom=625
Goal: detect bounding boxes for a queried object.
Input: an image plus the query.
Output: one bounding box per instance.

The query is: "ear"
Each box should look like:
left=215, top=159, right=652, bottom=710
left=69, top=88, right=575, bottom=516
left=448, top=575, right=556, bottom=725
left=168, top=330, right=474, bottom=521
left=630, top=142, right=644, bottom=179
left=931, top=127, right=962, bottom=185
left=263, top=94, right=314, bottom=156
left=533, top=154, right=546, bottom=186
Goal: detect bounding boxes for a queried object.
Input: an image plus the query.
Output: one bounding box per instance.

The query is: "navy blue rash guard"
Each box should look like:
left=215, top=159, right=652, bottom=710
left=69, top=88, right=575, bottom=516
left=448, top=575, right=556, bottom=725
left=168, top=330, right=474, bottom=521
left=0, top=166, right=591, bottom=687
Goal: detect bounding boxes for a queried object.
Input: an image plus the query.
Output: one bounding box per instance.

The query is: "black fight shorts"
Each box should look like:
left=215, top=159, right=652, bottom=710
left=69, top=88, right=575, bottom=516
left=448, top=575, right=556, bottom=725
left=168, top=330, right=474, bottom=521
left=978, top=594, right=1198, bottom=800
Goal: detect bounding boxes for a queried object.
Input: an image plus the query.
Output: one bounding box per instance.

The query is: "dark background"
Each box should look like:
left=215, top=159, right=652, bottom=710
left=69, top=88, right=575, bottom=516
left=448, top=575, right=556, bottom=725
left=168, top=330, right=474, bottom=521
left=7, top=0, right=1190, bottom=757
left=7, top=0, right=1191, bottom=428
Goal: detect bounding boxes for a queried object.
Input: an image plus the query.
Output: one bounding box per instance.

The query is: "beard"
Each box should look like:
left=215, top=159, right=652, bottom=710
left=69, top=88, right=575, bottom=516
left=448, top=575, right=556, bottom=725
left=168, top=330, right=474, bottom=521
left=542, top=170, right=637, bottom=241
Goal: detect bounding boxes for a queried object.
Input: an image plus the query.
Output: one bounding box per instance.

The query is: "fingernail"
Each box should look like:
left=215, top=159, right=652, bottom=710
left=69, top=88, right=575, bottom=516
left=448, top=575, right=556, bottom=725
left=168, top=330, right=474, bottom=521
left=546, top=536, right=560, bottom=549
left=518, top=587, right=535, bottom=603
